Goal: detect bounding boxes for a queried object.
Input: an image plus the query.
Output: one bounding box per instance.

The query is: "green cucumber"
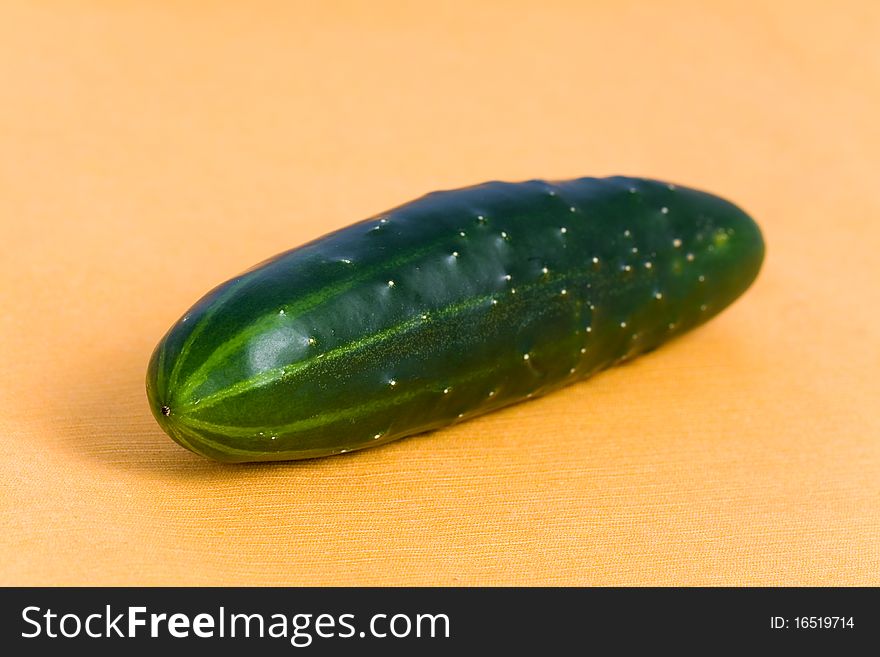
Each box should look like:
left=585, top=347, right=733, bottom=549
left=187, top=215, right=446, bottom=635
left=146, top=176, right=764, bottom=462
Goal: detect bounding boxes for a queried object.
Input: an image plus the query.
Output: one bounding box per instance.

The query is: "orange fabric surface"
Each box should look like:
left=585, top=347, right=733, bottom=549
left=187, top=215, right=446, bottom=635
left=1, top=1, right=878, bottom=586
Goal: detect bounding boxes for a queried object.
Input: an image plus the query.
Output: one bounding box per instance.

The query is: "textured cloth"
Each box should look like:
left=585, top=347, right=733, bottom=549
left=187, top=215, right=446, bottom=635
left=1, top=1, right=878, bottom=586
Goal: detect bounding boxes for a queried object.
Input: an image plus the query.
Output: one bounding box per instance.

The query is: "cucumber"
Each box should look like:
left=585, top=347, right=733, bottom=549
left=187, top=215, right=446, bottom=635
left=146, top=176, right=764, bottom=462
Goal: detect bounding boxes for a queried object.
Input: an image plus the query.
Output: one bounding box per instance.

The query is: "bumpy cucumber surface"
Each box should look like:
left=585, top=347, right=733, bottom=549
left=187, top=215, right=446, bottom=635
left=146, top=176, right=764, bottom=462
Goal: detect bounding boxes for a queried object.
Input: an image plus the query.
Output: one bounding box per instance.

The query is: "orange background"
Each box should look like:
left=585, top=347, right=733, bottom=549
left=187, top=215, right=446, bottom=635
left=1, top=1, right=878, bottom=585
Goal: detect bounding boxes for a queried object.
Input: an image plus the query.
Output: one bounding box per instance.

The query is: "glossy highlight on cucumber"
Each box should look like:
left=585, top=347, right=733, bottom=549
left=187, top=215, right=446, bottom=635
left=146, top=176, right=764, bottom=462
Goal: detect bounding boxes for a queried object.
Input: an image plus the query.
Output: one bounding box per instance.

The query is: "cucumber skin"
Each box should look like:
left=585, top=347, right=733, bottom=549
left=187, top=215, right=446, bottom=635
left=146, top=176, right=764, bottom=462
